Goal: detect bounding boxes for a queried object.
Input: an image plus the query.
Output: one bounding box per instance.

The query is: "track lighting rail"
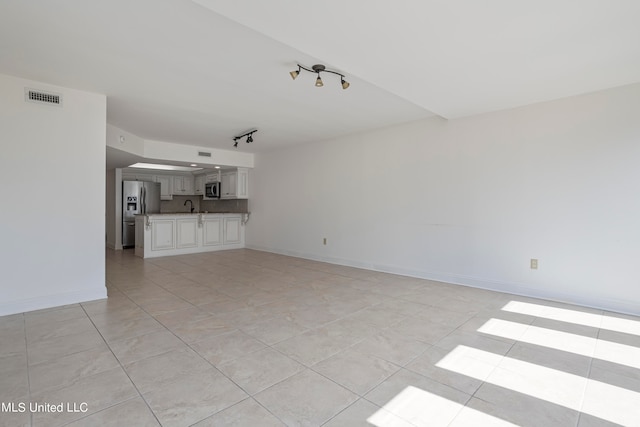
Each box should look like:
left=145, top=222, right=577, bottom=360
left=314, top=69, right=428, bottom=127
left=233, top=129, right=257, bottom=147
left=290, top=64, right=350, bottom=89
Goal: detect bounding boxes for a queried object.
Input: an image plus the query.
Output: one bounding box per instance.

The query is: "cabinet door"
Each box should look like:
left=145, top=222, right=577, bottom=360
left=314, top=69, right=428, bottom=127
left=220, top=173, right=229, bottom=197
left=171, top=176, right=195, bottom=195
left=155, top=175, right=173, bottom=200
left=172, top=176, right=184, bottom=194
left=236, top=168, right=249, bottom=199
left=151, top=220, right=175, bottom=250
left=223, top=216, right=241, bottom=244
left=203, top=217, right=222, bottom=246
left=176, top=218, right=198, bottom=248
left=182, top=176, right=194, bottom=195
left=221, top=172, right=237, bottom=199
left=194, top=175, right=204, bottom=195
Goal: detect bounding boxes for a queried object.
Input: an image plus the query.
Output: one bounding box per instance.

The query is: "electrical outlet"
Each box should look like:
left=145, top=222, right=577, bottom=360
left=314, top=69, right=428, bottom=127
left=530, top=259, right=538, bottom=269
left=323, top=238, right=327, bottom=245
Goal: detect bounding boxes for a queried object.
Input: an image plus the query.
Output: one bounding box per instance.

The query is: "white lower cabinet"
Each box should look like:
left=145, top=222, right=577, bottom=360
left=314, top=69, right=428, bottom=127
left=136, top=213, right=244, bottom=258
left=224, top=216, right=241, bottom=244
left=151, top=220, right=175, bottom=251
left=177, top=218, right=198, bottom=248
left=203, top=217, right=222, bottom=246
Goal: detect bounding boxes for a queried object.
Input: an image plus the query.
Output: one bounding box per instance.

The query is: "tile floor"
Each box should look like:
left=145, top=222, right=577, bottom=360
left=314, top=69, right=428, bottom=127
left=1, top=248, right=639, bottom=426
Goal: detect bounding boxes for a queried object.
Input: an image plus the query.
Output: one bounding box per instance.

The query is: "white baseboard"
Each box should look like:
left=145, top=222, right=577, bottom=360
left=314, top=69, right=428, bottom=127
left=0, top=287, right=108, bottom=316
left=245, top=244, right=639, bottom=316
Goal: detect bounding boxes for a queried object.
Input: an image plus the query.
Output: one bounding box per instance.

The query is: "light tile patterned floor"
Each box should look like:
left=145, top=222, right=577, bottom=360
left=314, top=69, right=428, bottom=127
left=1, top=248, right=639, bottom=426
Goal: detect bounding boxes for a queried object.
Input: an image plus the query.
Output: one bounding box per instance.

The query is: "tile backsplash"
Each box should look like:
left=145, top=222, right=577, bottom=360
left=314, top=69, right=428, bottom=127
left=161, top=195, right=248, bottom=213
left=201, top=198, right=248, bottom=213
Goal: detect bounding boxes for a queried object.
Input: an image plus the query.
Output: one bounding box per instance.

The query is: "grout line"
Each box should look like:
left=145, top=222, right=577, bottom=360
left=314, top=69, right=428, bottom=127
left=21, top=313, right=33, bottom=427
left=575, top=314, right=603, bottom=427
left=79, top=303, right=163, bottom=427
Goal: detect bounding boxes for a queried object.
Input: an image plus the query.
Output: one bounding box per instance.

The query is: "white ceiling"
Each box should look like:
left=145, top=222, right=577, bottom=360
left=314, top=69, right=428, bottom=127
left=2, top=0, right=639, bottom=159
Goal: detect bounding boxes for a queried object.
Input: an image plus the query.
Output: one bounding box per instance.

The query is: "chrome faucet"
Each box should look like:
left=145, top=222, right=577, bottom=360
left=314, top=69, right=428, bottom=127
left=184, top=199, right=194, bottom=213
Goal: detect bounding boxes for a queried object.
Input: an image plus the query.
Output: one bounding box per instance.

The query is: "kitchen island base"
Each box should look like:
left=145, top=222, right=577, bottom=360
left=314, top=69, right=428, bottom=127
left=135, top=213, right=245, bottom=258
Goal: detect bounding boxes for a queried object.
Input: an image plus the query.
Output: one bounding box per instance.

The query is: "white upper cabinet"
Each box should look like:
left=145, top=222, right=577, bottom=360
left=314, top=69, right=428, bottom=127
left=155, top=175, right=173, bottom=200
left=220, top=171, right=236, bottom=199
left=172, top=175, right=194, bottom=195
left=194, top=174, right=205, bottom=195
left=205, top=172, right=220, bottom=183
left=221, top=168, right=248, bottom=199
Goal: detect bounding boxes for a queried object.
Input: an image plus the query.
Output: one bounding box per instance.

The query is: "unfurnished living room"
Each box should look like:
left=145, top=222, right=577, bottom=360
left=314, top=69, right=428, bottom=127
left=1, top=1, right=640, bottom=426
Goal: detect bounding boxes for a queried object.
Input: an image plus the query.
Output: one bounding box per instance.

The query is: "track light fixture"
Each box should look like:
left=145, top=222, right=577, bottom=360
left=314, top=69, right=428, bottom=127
left=233, top=129, right=257, bottom=148
left=290, top=64, right=350, bottom=90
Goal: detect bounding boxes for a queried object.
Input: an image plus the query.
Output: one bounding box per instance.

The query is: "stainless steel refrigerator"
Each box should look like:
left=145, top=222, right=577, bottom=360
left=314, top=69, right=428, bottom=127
left=122, top=180, right=161, bottom=248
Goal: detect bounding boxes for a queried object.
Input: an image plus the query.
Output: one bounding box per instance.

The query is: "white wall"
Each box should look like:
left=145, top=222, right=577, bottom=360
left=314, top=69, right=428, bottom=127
left=247, top=83, right=640, bottom=315
left=105, top=168, right=121, bottom=249
left=106, top=169, right=115, bottom=248
left=0, top=74, right=107, bottom=315
left=106, top=123, right=145, bottom=157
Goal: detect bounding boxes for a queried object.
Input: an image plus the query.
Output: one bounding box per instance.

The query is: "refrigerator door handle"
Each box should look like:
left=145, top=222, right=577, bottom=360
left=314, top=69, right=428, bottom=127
left=141, top=186, right=145, bottom=214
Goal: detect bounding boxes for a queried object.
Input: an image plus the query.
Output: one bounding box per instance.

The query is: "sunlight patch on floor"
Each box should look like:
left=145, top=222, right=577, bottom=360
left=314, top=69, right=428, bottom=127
left=437, top=345, right=640, bottom=426
left=367, top=385, right=518, bottom=427
left=502, top=301, right=640, bottom=336
left=478, top=318, right=640, bottom=369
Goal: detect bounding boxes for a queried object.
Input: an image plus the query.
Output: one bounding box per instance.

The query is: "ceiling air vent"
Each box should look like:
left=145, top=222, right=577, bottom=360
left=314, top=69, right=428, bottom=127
left=198, top=151, right=212, bottom=157
left=25, top=88, right=62, bottom=106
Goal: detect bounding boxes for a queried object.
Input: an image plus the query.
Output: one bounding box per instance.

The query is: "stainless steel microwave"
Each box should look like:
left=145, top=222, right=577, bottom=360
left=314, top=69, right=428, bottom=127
left=204, top=181, right=220, bottom=199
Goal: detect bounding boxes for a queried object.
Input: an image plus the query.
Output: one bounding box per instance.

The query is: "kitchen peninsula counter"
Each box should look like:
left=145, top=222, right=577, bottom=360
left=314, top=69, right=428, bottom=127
left=147, top=211, right=249, bottom=215
left=134, top=212, right=247, bottom=258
